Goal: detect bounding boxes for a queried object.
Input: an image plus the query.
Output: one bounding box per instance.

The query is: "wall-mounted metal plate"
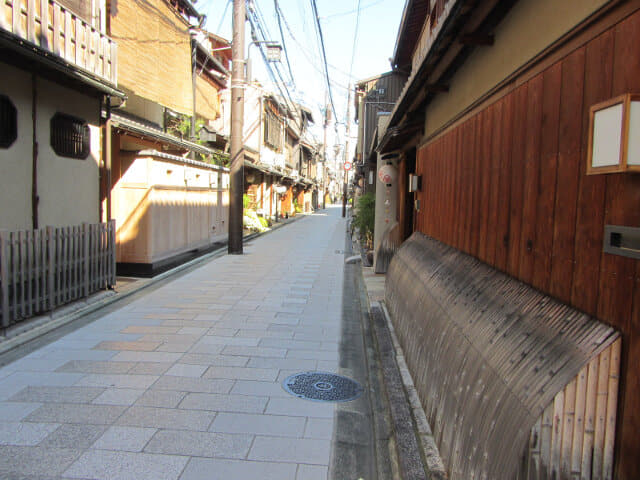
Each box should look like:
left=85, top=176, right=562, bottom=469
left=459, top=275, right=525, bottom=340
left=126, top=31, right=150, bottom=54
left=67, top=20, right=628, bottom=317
left=283, top=372, right=363, bottom=402
left=603, top=225, right=640, bottom=260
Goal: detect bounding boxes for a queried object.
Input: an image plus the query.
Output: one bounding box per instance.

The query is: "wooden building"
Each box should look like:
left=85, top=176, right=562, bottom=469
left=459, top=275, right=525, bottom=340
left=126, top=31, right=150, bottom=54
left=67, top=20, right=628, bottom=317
left=379, top=0, right=640, bottom=478
left=107, top=0, right=231, bottom=274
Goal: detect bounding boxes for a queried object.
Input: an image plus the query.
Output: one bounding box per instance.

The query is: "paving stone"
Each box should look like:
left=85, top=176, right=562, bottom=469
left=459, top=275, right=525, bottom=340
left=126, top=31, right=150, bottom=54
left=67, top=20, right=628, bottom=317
left=2, top=358, right=70, bottom=372
left=138, top=334, right=200, bottom=344
left=144, top=429, right=253, bottom=458
left=296, top=463, right=329, bottom=480
left=39, top=424, right=107, bottom=448
left=75, top=374, right=158, bottom=389
left=179, top=393, right=267, bottom=414
left=230, top=380, right=292, bottom=398
left=92, top=388, right=146, bottom=406
left=0, top=446, right=81, bottom=476
left=286, top=349, right=337, bottom=361
left=198, top=336, right=259, bottom=346
left=92, top=426, right=157, bottom=452
left=152, top=376, right=234, bottom=394
left=63, top=449, right=188, bottom=480
left=0, top=401, right=42, bottom=421
left=248, top=436, right=331, bottom=465
left=116, top=406, right=215, bottom=431
left=24, top=403, right=127, bottom=425
left=202, top=366, right=278, bottom=382
left=179, top=353, right=249, bottom=367
left=135, top=390, right=187, bottom=408
left=128, top=362, right=172, bottom=375
left=0, top=422, right=60, bottom=446
left=9, top=386, right=105, bottom=404
left=186, top=343, right=226, bottom=355
left=265, top=397, right=335, bottom=418
left=246, top=357, right=317, bottom=370
left=110, top=352, right=183, bottom=363
left=120, top=326, right=181, bottom=334
left=304, top=417, right=334, bottom=439
left=94, top=341, right=161, bottom=352
left=165, top=364, right=207, bottom=378
left=55, top=360, right=136, bottom=374
left=176, top=327, right=209, bottom=335
left=235, top=329, right=293, bottom=339
left=221, top=346, right=287, bottom=358
left=178, top=457, right=297, bottom=480
left=37, top=349, right=117, bottom=361
left=210, top=412, right=305, bottom=437
left=155, top=343, right=196, bottom=353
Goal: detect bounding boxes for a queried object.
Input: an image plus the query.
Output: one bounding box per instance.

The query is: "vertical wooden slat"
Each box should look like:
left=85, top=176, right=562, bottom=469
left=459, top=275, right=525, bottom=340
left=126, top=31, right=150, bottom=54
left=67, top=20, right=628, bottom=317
left=40, top=0, right=49, bottom=49
left=532, top=63, right=562, bottom=293
left=0, top=230, right=9, bottom=327
left=25, top=229, right=32, bottom=317
left=550, top=390, right=565, bottom=479
left=592, top=345, right=611, bottom=476
left=52, top=3, right=60, bottom=55
left=582, top=356, right=599, bottom=478
left=494, top=94, right=514, bottom=272
left=109, top=219, right=116, bottom=287
left=110, top=41, right=117, bottom=83
left=507, top=83, right=528, bottom=277
left=560, top=378, right=575, bottom=478
left=519, top=75, right=543, bottom=284
left=47, top=226, right=54, bottom=310
left=83, top=223, right=89, bottom=297
left=570, top=364, right=588, bottom=476
left=12, top=0, right=22, bottom=36
left=602, top=338, right=620, bottom=480
left=540, top=401, right=554, bottom=480
left=18, top=231, right=26, bottom=318
left=27, top=0, right=36, bottom=43
left=64, top=9, right=72, bottom=61
left=75, top=16, right=82, bottom=67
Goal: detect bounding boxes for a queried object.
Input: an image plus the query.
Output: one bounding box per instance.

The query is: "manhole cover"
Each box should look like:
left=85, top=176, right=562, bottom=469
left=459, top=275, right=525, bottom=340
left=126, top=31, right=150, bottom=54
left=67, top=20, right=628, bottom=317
left=283, top=372, right=363, bottom=402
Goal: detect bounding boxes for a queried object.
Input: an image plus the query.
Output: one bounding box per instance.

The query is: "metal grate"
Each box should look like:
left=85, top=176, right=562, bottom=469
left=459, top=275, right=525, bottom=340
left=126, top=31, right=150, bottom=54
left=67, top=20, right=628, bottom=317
left=283, top=372, right=363, bottom=402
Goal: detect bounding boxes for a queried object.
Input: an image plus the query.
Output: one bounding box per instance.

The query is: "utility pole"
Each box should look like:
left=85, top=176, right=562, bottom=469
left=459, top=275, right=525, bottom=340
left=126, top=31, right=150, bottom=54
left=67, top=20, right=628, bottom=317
left=322, top=91, right=329, bottom=209
left=228, top=0, right=245, bottom=254
left=342, top=84, right=352, bottom=218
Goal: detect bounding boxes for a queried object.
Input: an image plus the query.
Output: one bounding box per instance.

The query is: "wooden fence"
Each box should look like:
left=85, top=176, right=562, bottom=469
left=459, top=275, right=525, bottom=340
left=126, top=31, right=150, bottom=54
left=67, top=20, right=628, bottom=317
left=0, top=220, right=116, bottom=328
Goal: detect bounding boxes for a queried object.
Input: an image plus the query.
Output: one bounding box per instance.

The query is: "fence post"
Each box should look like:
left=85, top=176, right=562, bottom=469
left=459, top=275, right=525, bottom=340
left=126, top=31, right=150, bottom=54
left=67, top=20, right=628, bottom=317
left=47, top=226, right=54, bottom=310
left=109, top=219, right=116, bottom=288
left=83, top=222, right=89, bottom=297
left=0, top=230, right=9, bottom=328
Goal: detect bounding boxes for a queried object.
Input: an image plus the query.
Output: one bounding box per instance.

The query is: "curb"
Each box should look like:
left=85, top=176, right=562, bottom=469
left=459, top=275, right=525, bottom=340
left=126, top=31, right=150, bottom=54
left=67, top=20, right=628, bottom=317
left=0, top=214, right=307, bottom=358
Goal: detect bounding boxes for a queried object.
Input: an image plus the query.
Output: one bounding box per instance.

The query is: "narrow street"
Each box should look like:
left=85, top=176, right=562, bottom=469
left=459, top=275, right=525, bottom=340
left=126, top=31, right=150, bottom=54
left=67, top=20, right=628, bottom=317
left=0, top=207, right=389, bottom=480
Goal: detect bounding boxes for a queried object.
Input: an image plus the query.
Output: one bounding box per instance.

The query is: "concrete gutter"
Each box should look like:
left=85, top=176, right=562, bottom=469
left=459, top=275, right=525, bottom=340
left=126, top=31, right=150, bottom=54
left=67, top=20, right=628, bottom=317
left=359, top=264, right=447, bottom=480
left=0, top=214, right=306, bottom=358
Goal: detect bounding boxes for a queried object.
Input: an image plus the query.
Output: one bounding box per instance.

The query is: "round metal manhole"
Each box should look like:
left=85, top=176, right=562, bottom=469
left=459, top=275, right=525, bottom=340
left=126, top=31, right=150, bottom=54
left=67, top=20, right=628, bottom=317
left=282, top=371, right=363, bottom=402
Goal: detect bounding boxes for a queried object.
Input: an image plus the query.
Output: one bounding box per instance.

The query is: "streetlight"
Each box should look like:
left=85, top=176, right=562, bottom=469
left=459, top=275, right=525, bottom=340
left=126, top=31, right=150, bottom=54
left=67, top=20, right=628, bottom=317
left=246, top=41, right=282, bottom=82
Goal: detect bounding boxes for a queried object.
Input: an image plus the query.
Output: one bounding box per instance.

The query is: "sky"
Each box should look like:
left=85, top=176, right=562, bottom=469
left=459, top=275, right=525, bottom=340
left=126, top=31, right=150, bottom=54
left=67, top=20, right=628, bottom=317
left=196, top=0, right=406, bottom=161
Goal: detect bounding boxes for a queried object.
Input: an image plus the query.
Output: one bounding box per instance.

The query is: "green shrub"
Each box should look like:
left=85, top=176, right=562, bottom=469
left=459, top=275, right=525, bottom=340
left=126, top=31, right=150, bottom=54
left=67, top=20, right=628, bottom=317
left=352, top=192, right=375, bottom=247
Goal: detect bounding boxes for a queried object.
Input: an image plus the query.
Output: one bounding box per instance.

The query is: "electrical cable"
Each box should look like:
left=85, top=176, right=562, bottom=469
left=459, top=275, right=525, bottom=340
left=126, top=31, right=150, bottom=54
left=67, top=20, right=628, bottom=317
left=309, top=0, right=338, bottom=123
left=274, top=0, right=297, bottom=86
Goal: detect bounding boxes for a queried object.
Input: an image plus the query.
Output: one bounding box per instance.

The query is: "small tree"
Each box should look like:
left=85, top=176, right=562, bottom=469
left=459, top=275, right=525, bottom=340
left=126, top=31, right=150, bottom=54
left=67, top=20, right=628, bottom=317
left=352, top=192, right=375, bottom=249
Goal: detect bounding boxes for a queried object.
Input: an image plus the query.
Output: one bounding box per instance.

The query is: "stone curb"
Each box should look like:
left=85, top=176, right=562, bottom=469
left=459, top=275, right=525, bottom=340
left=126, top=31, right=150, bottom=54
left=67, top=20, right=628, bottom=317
left=0, top=213, right=307, bottom=358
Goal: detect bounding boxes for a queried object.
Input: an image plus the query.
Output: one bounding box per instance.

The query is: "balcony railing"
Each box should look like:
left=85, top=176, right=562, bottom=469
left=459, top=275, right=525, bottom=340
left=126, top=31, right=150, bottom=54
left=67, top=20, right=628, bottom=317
left=0, top=0, right=117, bottom=84
left=412, top=0, right=457, bottom=74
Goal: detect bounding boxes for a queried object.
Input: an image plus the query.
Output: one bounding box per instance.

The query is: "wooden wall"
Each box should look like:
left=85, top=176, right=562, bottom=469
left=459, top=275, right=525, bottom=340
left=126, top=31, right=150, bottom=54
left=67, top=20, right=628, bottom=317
left=415, top=9, right=640, bottom=479
left=110, top=0, right=192, bottom=116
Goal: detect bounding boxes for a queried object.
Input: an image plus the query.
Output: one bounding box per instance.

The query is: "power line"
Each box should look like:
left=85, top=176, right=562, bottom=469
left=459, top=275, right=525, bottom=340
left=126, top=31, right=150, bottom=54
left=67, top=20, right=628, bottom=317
left=309, top=0, right=338, bottom=122
left=274, top=0, right=296, bottom=86
left=216, top=0, right=232, bottom=33
left=321, top=0, right=385, bottom=21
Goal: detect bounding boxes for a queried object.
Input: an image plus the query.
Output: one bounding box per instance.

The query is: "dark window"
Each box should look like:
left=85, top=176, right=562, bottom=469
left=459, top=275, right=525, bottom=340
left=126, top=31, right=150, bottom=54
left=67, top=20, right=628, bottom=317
left=50, top=113, right=90, bottom=159
left=0, top=95, right=17, bottom=148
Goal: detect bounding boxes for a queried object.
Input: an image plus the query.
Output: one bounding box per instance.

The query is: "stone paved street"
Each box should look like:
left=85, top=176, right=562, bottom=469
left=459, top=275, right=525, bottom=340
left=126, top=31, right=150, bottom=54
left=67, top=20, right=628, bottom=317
left=0, top=207, right=374, bottom=480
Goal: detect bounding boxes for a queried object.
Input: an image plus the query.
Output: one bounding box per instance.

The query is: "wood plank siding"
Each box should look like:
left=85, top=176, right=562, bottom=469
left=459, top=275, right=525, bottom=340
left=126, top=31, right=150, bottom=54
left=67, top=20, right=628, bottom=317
left=414, top=9, right=640, bottom=478
left=109, top=0, right=192, bottom=115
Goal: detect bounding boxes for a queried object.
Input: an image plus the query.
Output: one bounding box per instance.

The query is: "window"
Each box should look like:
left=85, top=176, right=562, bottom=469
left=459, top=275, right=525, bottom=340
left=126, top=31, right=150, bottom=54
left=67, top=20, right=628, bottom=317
left=50, top=113, right=90, bottom=159
left=264, top=110, right=282, bottom=151
left=0, top=95, right=17, bottom=148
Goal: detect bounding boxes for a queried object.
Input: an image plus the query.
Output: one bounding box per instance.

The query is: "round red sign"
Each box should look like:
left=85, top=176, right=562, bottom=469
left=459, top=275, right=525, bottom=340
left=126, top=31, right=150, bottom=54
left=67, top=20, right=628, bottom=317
left=344, top=162, right=352, bottom=171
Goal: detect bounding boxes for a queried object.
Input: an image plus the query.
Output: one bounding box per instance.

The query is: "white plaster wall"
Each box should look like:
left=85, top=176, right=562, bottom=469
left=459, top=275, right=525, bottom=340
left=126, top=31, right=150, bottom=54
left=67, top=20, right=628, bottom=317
left=36, top=78, right=101, bottom=228
left=0, top=63, right=33, bottom=230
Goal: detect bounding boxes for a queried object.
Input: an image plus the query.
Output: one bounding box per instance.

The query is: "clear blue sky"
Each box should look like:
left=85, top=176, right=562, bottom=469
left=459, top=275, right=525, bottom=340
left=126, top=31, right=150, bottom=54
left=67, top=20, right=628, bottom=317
left=198, top=0, right=405, bottom=153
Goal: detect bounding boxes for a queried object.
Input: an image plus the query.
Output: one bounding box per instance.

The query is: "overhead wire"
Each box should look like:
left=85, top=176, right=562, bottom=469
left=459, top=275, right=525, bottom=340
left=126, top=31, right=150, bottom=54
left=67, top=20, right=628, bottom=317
left=309, top=0, right=338, bottom=123
left=274, top=0, right=297, bottom=86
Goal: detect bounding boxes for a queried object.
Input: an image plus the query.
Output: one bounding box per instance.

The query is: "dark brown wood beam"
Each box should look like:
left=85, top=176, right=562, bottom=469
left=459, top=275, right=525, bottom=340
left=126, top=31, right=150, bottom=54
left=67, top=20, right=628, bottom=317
left=426, top=83, right=450, bottom=93
left=459, top=34, right=495, bottom=46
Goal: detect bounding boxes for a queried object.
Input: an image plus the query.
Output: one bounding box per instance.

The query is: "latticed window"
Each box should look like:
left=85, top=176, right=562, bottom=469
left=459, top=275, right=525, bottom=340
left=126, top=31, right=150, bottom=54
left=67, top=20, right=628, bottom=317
left=264, top=110, right=282, bottom=151
left=50, top=113, right=90, bottom=159
left=0, top=95, right=17, bottom=149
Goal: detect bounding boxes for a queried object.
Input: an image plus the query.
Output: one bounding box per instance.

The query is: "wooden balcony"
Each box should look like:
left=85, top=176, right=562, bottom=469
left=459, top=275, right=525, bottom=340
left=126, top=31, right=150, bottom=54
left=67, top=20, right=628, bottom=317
left=412, top=0, right=457, bottom=74
left=0, top=0, right=117, bottom=85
